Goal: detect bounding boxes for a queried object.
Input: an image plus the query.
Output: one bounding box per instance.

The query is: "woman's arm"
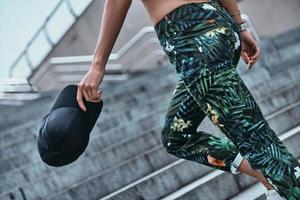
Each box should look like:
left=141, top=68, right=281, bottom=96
left=218, top=0, right=243, bottom=25
left=219, top=0, right=260, bottom=70
left=91, top=0, right=132, bottom=72
left=76, top=0, right=132, bottom=112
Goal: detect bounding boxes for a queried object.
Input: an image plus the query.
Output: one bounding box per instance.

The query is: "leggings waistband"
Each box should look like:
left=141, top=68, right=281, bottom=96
left=154, top=1, right=220, bottom=30
left=154, top=0, right=238, bottom=40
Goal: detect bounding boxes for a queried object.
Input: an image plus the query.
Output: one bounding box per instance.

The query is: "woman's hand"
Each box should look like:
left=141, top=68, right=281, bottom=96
left=240, top=30, right=260, bottom=70
left=77, top=66, right=104, bottom=112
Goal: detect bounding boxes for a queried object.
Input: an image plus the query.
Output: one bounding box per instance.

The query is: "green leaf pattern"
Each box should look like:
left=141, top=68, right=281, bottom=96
left=156, top=1, right=300, bottom=199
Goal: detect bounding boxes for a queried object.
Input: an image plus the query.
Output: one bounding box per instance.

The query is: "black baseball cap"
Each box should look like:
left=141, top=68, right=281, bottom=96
left=37, top=84, right=103, bottom=167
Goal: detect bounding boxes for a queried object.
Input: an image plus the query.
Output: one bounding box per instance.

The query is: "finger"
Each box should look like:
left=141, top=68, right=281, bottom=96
left=246, top=52, right=254, bottom=67
left=81, top=85, right=90, bottom=102
left=86, top=89, right=101, bottom=102
left=248, top=60, right=254, bottom=70
left=87, top=86, right=101, bottom=102
left=249, top=54, right=259, bottom=67
left=76, top=86, right=86, bottom=112
left=87, top=87, right=100, bottom=102
left=86, top=85, right=95, bottom=101
left=252, top=45, right=260, bottom=61
left=91, top=86, right=100, bottom=100
left=243, top=50, right=250, bottom=61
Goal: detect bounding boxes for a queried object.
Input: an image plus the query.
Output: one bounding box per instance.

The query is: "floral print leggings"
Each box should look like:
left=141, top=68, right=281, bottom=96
left=154, top=1, right=300, bottom=199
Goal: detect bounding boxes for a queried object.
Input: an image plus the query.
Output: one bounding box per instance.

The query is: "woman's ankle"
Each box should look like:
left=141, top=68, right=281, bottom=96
left=237, top=158, right=274, bottom=190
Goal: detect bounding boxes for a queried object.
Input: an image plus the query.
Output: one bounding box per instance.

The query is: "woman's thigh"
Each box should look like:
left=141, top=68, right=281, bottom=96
left=162, top=78, right=206, bottom=149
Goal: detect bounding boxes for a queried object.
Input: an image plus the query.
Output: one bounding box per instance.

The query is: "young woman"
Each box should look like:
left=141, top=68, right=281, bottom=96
left=76, top=0, right=300, bottom=199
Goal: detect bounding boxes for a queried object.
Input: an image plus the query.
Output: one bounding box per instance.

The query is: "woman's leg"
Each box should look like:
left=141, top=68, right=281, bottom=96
left=154, top=1, right=299, bottom=197
left=180, top=66, right=300, bottom=199
left=161, top=77, right=244, bottom=174
left=162, top=76, right=275, bottom=190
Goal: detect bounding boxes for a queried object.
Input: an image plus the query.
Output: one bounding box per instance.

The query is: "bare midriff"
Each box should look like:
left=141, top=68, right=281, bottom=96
left=141, top=0, right=213, bottom=27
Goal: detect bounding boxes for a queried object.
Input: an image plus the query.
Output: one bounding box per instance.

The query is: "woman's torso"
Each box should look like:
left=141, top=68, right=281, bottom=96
left=141, top=0, right=213, bottom=27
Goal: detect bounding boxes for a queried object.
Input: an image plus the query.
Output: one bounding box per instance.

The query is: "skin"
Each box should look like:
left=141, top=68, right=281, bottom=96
left=77, top=0, right=270, bottom=191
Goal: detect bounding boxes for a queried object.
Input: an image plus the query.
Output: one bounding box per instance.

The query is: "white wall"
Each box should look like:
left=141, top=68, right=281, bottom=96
left=238, top=0, right=300, bottom=36
left=37, top=0, right=152, bottom=69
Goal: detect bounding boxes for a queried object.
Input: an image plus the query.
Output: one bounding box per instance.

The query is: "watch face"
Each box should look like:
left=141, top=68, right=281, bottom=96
left=239, top=23, right=248, bottom=31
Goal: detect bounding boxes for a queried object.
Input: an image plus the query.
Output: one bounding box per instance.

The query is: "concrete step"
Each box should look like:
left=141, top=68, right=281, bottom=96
left=1, top=67, right=300, bottom=198
left=2, top=56, right=300, bottom=155
left=8, top=99, right=298, bottom=200
left=0, top=133, right=178, bottom=199
left=230, top=182, right=268, bottom=200
left=2, top=90, right=298, bottom=198
left=0, top=105, right=225, bottom=182
left=165, top=159, right=300, bottom=200
left=0, top=70, right=177, bottom=148
left=241, top=58, right=300, bottom=94
left=49, top=160, right=212, bottom=200
left=269, top=26, right=300, bottom=49
left=258, top=80, right=300, bottom=117
left=0, top=73, right=176, bottom=145
left=1, top=75, right=300, bottom=179
left=0, top=104, right=169, bottom=194
left=250, top=63, right=300, bottom=103
left=103, top=127, right=300, bottom=200
left=237, top=62, right=271, bottom=89
left=0, top=67, right=177, bottom=145
left=0, top=93, right=57, bottom=132
left=1, top=45, right=299, bottom=148
left=3, top=66, right=300, bottom=165
left=162, top=126, right=300, bottom=200
left=261, top=31, right=300, bottom=76
left=266, top=43, right=300, bottom=77
left=90, top=127, right=299, bottom=200
left=0, top=91, right=170, bottom=164
left=259, top=26, right=300, bottom=56
left=0, top=66, right=175, bottom=132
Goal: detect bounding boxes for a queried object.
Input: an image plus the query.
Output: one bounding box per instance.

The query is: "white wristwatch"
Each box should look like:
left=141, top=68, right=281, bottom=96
left=237, top=20, right=248, bottom=32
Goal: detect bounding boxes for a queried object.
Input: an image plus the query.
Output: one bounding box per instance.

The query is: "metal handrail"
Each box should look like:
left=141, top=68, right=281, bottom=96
left=42, top=26, right=156, bottom=64
left=8, top=0, right=92, bottom=78
left=28, top=26, right=163, bottom=85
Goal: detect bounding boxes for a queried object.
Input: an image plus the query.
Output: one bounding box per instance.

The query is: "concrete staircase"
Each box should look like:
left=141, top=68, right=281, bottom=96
left=0, top=26, right=300, bottom=200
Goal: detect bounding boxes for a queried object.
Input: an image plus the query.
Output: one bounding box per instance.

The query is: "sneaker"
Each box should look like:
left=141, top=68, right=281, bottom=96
left=265, top=189, right=285, bottom=200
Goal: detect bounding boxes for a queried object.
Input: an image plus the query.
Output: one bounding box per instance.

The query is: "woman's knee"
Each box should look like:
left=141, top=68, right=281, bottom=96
left=160, top=125, right=184, bottom=154
left=161, top=122, right=182, bottom=154
left=161, top=115, right=195, bottom=152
